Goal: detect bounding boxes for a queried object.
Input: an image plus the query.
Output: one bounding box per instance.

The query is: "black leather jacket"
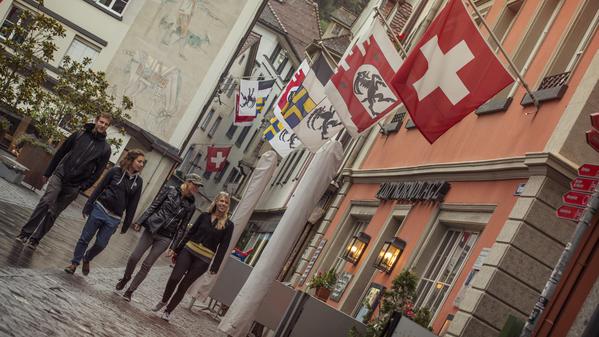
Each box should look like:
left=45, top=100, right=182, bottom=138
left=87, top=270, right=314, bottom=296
left=136, top=185, right=195, bottom=240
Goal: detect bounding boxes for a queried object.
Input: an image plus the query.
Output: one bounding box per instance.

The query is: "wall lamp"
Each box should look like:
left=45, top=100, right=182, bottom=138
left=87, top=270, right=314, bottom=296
left=342, top=232, right=371, bottom=265
left=374, top=237, right=406, bottom=274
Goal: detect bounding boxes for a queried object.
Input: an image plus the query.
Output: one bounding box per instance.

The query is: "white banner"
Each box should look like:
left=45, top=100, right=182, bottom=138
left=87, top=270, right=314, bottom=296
left=219, top=141, right=344, bottom=337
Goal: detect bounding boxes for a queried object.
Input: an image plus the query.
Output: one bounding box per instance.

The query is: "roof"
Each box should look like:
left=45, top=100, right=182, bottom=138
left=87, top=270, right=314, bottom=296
left=319, top=34, right=352, bottom=56
left=263, top=0, right=321, bottom=57
left=120, top=120, right=181, bottom=163
left=330, top=7, right=357, bottom=28
left=239, top=31, right=262, bottom=56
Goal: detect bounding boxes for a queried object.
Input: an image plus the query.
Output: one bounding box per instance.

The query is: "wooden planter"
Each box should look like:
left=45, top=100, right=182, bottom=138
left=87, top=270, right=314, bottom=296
left=17, top=143, right=52, bottom=190
left=315, top=287, right=331, bottom=301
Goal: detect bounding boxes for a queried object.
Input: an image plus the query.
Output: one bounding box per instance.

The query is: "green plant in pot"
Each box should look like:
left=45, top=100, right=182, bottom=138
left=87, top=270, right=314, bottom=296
left=14, top=134, right=54, bottom=156
left=307, top=269, right=338, bottom=301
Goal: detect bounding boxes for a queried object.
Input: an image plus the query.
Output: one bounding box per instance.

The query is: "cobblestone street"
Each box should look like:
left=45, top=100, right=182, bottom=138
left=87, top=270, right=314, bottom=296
left=0, top=178, right=227, bottom=337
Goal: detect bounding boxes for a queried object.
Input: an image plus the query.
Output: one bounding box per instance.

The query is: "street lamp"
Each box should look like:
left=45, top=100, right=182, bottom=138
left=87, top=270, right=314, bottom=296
left=374, top=238, right=406, bottom=274
left=343, top=232, right=370, bottom=265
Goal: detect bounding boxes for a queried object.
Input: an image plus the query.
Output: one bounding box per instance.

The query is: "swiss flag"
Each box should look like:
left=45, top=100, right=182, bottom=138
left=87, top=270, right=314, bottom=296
left=206, top=146, right=231, bottom=172
left=391, top=0, right=514, bottom=143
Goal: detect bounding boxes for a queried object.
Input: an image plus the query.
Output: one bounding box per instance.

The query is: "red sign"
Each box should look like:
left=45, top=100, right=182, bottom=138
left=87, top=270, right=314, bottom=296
left=562, top=191, right=591, bottom=207
left=556, top=205, right=584, bottom=221
left=571, top=177, right=599, bottom=192
left=586, top=129, right=599, bottom=153
left=578, top=163, right=599, bottom=178
left=590, top=112, right=599, bottom=130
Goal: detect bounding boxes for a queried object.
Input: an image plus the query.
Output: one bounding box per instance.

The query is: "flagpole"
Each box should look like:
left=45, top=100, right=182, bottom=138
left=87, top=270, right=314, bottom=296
left=374, top=7, right=408, bottom=58
left=464, top=0, right=539, bottom=109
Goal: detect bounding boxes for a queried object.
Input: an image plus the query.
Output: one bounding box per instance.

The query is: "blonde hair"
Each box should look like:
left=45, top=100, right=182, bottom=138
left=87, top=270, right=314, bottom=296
left=208, top=191, right=230, bottom=230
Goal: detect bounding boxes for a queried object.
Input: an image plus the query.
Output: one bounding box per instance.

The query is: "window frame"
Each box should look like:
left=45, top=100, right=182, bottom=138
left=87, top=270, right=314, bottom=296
left=207, top=116, right=222, bottom=138
left=62, top=36, right=101, bottom=67
left=95, top=0, right=130, bottom=16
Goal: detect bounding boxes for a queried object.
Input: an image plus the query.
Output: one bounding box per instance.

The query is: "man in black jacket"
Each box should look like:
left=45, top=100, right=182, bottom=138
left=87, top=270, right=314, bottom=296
left=16, top=113, right=113, bottom=250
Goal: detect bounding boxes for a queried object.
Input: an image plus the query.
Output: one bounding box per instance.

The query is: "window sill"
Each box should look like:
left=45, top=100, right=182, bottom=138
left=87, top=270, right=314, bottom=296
left=476, top=97, right=512, bottom=115
left=520, top=84, right=568, bottom=106
left=81, top=0, right=124, bottom=21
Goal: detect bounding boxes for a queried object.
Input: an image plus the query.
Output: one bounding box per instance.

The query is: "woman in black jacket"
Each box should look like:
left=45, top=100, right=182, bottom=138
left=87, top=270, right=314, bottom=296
left=64, top=149, right=145, bottom=275
left=152, top=191, right=234, bottom=321
left=115, top=174, right=202, bottom=302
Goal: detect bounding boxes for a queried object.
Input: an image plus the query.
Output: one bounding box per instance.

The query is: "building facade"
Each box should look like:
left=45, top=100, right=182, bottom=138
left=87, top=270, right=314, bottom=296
left=293, top=1, right=599, bottom=337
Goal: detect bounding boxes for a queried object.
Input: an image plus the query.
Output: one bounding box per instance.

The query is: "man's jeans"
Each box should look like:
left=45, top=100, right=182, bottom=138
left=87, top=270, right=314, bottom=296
left=71, top=202, right=120, bottom=265
left=20, top=175, right=80, bottom=240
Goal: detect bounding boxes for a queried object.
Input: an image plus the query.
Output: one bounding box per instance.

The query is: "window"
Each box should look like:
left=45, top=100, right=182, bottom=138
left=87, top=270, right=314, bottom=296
left=188, top=152, right=202, bottom=175
left=227, top=80, right=237, bottom=98
left=214, top=161, right=230, bottom=182
left=226, top=166, right=243, bottom=185
left=472, top=0, right=494, bottom=26
left=244, top=129, right=260, bottom=152
left=283, top=149, right=304, bottom=184
left=226, top=123, right=238, bottom=139
left=63, top=38, right=100, bottom=67
left=414, top=230, right=479, bottom=318
left=331, top=24, right=342, bottom=36
left=203, top=169, right=213, bottom=180
left=271, top=46, right=288, bottom=75
left=208, top=116, right=222, bottom=138
left=488, top=0, right=524, bottom=51
left=200, top=109, right=214, bottom=130
left=0, top=6, right=29, bottom=43
left=542, top=0, right=599, bottom=86
left=491, top=0, right=562, bottom=101
left=95, top=0, right=129, bottom=16
left=235, top=126, right=251, bottom=147
left=274, top=150, right=298, bottom=185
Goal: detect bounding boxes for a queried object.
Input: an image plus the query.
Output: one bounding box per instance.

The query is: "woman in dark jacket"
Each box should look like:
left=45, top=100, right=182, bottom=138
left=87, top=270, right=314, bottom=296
left=115, top=174, right=202, bottom=302
left=152, top=191, right=234, bottom=321
left=64, top=149, right=145, bottom=275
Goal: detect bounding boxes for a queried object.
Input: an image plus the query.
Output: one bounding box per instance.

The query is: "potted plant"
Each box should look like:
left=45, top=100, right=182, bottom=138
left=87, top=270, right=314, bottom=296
left=0, top=116, right=11, bottom=143
left=15, top=134, right=54, bottom=189
left=307, top=269, right=338, bottom=301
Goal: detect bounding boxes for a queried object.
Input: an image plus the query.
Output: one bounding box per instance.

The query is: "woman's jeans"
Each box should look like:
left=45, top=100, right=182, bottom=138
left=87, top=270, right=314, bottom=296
left=71, top=203, right=120, bottom=265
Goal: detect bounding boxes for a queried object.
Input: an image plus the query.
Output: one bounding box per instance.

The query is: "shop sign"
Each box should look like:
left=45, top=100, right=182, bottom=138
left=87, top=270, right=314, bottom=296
left=578, top=163, right=599, bottom=178
left=570, top=177, right=599, bottom=193
left=556, top=205, right=584, bottom=222
left=376, top=181, right=450, bottom=202
left=330, top=271, right=353, bottom=302
left=562, top=191, right=591, bottom=208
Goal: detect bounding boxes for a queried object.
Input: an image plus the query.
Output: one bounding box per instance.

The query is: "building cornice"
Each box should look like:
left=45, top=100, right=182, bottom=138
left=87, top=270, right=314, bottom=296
left=342, top=152, right=578, bottom=185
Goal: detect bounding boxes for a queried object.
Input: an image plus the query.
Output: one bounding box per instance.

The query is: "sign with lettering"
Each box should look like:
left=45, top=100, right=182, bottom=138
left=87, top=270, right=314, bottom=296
left=578, top=164, right=599, bottom=178
left=376, top=181, right=450, bottom=202
left=570, top=177, right=599, bottom=193
left=556, top=205, right=584, bottom=221
left=330, top=271, right=353, bottom=302
left=562, top=191, right=591, bottom=208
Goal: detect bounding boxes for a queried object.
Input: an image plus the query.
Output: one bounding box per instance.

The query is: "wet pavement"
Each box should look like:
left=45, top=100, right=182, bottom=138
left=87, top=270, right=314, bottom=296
left=0, top=177, right=227, bottom=337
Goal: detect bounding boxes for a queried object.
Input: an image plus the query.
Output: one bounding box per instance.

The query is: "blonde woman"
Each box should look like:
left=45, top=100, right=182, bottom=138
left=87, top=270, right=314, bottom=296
left=152, top=191, right=234, bottom=321
left=116, top=174, right=203, bottom=302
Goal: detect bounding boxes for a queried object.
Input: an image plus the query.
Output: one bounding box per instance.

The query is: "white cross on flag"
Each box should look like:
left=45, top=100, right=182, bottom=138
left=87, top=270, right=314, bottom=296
left=206, top=146, right=231, bottom=172
left=391, top=0, right=514, bottom=143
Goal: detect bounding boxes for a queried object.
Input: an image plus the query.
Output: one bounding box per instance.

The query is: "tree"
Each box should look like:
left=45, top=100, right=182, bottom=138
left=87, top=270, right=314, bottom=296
left=0, top=1, right=132, bottom=146
left=350, top=270, right=431, bottom=337
left=0, top=4, right=65, bottom=117
left=38, top=56, right=132, bottom=144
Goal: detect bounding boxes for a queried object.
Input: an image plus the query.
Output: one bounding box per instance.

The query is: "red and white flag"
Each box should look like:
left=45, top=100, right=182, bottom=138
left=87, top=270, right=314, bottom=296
left=391, top=0, right=514, bottom=143
left=325, top=20, right=402, bottom=136
left=234, top=92, right=254, bottom=126
left=206, top=146, right=231, bottom=172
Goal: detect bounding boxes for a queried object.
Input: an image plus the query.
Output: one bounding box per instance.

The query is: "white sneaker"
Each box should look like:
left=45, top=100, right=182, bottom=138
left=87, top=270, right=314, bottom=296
left=151, top=301, right=167, bottom=312
left=161, top=310, right=171, bottom=321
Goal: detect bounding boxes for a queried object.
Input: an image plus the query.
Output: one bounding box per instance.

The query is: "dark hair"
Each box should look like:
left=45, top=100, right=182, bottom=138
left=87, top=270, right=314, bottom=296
left=119, top=148, right=145, bottom=171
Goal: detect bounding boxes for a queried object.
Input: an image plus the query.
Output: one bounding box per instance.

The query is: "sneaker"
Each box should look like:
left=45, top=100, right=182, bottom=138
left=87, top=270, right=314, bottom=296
left=82, top=261, right=90, bottom=276
left=151, top=301, right=167, bottom=312
left=64, top=264, right=77, bottom=274
left=123, top=290, right=133, bottom=302
left=115, top=278, right=130, bottom=291
left=160, top=310, right=171, bottom=321
left=26, top=238, right=39, bottom=250
left=15, top=234, right=29, bottom=243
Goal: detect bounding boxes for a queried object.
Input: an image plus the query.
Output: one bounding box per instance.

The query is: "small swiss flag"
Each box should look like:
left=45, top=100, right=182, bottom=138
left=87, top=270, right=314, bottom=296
left=391, top=0, right=514, bottom=143
left=206, top=146, right=231, bottom=172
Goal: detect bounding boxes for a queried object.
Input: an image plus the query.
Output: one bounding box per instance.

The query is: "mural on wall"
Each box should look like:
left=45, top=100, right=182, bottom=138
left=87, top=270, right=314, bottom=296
left=106, top=0, right=245, bottom=139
